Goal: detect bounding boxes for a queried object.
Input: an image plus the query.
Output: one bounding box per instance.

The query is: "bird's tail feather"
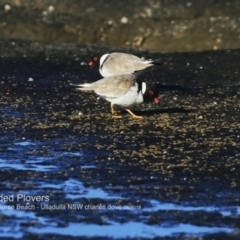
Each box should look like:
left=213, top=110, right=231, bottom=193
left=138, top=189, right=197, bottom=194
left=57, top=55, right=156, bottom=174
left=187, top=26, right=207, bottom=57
left=151, top=58, right=161, bottom=65
left=70, top=82, right=93, bottom=91
left=143, top=58, right=161, bottom=65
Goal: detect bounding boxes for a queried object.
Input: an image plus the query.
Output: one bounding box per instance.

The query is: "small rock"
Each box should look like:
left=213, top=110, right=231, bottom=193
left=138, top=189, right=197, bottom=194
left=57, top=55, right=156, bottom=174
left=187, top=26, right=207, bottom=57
left=210, top=17, right=216, bottom=22
left=42, top=11, right=48, bottom=16
left=133, top=36, right=144, bottom=47
left=145, top=8, right=152, bottom=17
left=120, top=17, right=128, bottom=24
left=4, top=4, right=11, bottom=12
left=28, top=77, right=34, bottom=82
left=48, top=5, right=54, bottom=13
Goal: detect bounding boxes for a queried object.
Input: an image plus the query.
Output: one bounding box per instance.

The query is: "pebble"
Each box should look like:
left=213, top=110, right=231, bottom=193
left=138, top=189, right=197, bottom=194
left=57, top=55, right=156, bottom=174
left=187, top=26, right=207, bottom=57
left=48, top=5, right=54, bottom=13
left=42, top=11, right=48, bottom=16
left=4, top=4, right=11, bottom=12
left=120, top=17, right=128, bottom=24
left=28, top=77, right=34, bottom=82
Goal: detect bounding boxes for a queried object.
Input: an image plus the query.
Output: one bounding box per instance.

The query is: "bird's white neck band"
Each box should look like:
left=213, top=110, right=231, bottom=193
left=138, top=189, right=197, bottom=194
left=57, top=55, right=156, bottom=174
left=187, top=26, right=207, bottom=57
left=141, top=82, right=147, bottom=94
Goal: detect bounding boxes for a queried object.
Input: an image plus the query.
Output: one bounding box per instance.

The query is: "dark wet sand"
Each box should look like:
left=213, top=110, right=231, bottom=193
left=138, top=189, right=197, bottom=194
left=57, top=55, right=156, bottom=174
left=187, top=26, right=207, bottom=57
left=0, top=40, right=239, bottom=239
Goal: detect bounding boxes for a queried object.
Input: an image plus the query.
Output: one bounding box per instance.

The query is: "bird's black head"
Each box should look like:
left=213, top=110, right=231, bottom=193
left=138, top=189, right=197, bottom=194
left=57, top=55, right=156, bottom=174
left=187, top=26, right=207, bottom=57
left=88, top=55, right=99, bottom=67
left=142, top=82, right=159, bottom=103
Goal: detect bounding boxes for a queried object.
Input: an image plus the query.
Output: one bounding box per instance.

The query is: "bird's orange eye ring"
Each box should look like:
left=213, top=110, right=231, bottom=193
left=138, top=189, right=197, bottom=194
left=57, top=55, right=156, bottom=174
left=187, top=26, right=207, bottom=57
left=149, top=90, right=154, bottom=95
left=93, top=56, right=98, bottom=62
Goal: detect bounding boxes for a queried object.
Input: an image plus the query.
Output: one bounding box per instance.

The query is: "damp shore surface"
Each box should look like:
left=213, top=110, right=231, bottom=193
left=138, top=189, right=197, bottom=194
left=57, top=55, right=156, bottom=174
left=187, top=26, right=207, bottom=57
left=0, top=40, right=240, bottom=239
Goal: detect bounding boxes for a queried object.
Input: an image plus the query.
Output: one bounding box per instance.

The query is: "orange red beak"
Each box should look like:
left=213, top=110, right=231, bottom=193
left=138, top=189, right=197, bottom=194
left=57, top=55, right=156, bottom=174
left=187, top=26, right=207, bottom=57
left=88, top=61, right=94, bottom=66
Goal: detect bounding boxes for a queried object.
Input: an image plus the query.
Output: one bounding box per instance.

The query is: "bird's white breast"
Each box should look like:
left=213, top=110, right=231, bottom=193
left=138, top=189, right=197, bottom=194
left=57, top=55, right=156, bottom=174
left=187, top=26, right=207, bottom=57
left=99, top=54, right=113, bottom=77
left=105, top=84, right=143, bottom=106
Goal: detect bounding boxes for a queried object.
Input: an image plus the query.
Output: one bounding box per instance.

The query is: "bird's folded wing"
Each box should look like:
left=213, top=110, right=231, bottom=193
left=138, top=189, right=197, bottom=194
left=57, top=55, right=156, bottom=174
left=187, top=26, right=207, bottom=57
left=93, top=74, right=136, bottom=98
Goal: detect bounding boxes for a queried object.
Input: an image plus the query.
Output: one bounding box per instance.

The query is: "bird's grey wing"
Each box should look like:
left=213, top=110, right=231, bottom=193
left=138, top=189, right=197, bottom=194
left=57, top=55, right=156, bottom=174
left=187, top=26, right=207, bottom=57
left=104, top=53, right=143, bottom=74
left=92, top=74, right=136, bottom=98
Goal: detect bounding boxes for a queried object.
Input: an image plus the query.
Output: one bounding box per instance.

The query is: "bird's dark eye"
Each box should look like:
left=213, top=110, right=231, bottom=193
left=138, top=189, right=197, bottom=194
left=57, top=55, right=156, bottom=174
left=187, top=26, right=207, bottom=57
left=149, top=90, right=154, bottom=95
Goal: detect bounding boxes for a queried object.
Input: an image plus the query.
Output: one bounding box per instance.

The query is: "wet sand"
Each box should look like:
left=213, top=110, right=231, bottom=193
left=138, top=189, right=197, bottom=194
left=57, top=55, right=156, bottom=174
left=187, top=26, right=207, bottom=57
left=0, top=40, right=239, bottom=239
left=0, top=2, right=240, bottom=239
